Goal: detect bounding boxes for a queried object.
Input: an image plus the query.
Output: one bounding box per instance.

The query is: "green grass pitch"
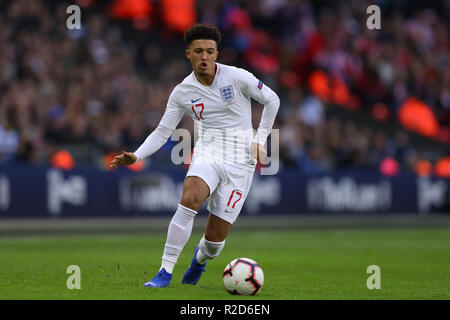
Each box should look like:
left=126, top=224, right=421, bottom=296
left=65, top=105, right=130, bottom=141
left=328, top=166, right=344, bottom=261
left=0, top=228, right=449, bottom=299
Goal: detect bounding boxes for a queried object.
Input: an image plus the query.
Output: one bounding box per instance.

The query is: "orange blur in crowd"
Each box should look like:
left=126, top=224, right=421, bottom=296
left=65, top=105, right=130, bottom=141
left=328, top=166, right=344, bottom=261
left=110, top=0, right=152, bottom=19
left=308, top=71, right=357, bottom=110
left=162, top=0, right=196, bottom=33
left=414, top=160, right=433, bottom=176
left=51, top=150, right=75, bottom=170
left=398, top=97, right=440, bottom=139
left=434, top=156, right=450, bottom=178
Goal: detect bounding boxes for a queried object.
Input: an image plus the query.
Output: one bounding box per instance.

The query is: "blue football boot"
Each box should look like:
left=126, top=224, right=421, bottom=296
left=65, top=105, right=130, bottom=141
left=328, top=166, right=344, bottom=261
left=143, top=268, right=172, bottom=288
left=182, top=246, right=207, bottom=285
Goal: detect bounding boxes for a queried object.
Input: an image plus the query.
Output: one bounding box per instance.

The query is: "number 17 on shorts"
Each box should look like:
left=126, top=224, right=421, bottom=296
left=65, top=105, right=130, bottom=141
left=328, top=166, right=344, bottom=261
left=227, top=190, right=243, bottom=210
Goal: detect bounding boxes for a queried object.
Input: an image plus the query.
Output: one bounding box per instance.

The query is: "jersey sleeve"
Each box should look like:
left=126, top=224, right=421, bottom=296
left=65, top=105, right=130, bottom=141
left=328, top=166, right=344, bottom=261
left=133, top=87, right=185, bottom=161
left=238, top=68, right=280, bottom=146
left=159, top=88, right=186, bottom=131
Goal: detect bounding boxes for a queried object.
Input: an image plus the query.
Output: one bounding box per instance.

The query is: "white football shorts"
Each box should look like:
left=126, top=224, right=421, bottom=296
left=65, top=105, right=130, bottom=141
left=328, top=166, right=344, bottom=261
left=185, top=162, right=254, bottom=224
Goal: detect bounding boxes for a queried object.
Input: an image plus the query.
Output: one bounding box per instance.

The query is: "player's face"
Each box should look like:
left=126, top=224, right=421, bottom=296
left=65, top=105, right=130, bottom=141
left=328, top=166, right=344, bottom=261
left=185, top=39, right=218, bottom=76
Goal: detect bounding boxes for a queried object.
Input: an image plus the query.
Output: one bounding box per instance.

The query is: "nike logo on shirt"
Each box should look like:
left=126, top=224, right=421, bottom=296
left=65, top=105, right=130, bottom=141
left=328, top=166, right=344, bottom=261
left=191, top=98, right=201, bottom=103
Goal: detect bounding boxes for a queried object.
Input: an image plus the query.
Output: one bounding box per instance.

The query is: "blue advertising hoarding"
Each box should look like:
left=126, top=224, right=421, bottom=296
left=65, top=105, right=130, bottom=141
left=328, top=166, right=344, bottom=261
left=0, top=165, right=448, bottom=217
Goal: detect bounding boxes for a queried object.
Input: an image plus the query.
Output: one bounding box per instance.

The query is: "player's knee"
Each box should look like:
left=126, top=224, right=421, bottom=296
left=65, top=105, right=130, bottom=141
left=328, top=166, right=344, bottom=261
left=180, top=192, right=204, bottom=211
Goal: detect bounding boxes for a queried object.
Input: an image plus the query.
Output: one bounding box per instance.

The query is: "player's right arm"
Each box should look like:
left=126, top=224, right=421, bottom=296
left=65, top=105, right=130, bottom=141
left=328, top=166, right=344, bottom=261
left=110, top=88, right=185, bottom=168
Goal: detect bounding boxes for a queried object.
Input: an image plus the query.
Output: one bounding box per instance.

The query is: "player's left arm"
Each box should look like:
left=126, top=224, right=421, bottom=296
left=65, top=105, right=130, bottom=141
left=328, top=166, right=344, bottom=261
left=239, top=69, right=280, bottom=160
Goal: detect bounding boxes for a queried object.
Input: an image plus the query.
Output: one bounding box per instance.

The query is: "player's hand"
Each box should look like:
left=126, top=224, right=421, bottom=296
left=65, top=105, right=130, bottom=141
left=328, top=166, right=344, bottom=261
left=250, top=143, right=267, bottom=162
left=110, top=151, right=137, bottom=169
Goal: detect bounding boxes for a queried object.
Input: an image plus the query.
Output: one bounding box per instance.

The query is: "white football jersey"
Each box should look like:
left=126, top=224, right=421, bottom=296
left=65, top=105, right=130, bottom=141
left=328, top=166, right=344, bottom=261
left=157, top=63, right=280, bottom=171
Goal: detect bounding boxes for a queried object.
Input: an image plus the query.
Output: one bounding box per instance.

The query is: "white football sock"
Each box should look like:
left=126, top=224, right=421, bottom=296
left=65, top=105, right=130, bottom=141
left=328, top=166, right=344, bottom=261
left=196, top=235, right=225, bottom=264
left=160, top=204, right=197, bottom=274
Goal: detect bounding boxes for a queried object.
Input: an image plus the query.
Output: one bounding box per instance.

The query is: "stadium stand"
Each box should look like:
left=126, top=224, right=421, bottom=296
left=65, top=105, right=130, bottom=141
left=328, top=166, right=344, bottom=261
left=0, top=0, right=448, bottom=177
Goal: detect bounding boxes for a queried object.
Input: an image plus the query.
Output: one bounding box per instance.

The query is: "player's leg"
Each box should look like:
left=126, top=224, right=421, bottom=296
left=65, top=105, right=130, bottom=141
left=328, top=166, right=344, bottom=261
left=181, top=213, right=231, bottom=285
left=182, top=165, right=254, bottom=285
left=143, top=176, right=210, bottom=288
left=161, top=176, right=210, bottom=270
left=204, top=212, right=233, bottom=242
left=196, top=213, right=231, bottom=262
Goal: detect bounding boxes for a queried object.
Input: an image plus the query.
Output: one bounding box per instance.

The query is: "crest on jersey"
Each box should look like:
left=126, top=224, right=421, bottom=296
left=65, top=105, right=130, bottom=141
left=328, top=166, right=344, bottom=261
left=219, top=85, right=234, bottom=102
left=257, top=80, right=263, bottom=89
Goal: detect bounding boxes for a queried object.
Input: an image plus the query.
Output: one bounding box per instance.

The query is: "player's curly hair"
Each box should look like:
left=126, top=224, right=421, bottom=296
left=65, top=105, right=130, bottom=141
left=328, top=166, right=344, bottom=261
left=184, top=23, right=221, bottom=48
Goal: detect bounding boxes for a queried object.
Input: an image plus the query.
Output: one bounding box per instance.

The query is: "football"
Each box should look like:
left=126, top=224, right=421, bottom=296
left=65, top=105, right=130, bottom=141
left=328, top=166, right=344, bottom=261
left=223, top=258, right=264, bottom=295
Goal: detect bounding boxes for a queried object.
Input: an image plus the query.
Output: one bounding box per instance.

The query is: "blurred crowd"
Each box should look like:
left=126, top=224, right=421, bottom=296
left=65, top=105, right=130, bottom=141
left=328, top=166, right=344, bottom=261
left=0, top=0, right=448, bottom=175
